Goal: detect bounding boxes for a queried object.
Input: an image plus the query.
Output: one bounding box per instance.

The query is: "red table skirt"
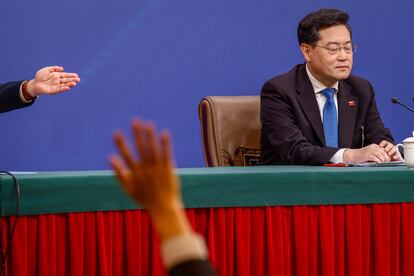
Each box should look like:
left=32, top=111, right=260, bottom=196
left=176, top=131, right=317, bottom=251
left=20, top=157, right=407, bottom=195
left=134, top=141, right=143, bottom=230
left=1, top=203, right=414, bottom=276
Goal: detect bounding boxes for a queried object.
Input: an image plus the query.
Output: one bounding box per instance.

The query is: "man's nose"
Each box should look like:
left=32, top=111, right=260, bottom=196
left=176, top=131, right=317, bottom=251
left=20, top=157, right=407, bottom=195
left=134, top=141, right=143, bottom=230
left=337, top=49, right=349, bottom=60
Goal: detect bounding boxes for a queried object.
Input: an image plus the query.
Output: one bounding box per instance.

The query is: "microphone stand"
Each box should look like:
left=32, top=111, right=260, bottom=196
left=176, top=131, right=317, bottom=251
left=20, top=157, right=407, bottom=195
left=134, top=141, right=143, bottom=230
left=391, top=97, right=414, bottom=113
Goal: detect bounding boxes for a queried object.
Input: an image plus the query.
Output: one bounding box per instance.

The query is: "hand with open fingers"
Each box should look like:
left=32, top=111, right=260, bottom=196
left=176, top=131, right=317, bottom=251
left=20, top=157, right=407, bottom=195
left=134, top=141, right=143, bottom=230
left=379, top=140, right=401, bottom=161
left=27, top=66, right=80, bottom=97
left=109, top=119, right=182, bottom=215
left=343, top=143, right=391, bottom=163
left=109, top=119, right=193, bottom=242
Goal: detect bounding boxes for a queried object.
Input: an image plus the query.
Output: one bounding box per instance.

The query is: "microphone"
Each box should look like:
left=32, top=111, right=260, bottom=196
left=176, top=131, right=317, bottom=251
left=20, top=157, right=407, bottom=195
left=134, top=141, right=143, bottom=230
left=360, top=125, right=365, bottom=148
left=391, top=97, right=414, bottom=113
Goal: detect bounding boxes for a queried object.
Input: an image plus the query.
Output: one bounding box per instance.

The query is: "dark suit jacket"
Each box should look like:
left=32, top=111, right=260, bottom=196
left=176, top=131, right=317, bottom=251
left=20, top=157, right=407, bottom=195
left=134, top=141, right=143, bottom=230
left=169, top=259, right=216, bottom=276
left=0, top=81, right=34, bottom=113
left=260, top=63, right=394, bottom=165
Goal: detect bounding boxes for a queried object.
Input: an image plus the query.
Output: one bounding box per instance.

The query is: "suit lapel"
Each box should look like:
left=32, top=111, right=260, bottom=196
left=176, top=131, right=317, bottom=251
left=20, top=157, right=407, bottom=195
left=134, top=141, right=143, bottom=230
left=337, top=81, right=358, bottom=148
left=296, top=65, right=325, bottom=145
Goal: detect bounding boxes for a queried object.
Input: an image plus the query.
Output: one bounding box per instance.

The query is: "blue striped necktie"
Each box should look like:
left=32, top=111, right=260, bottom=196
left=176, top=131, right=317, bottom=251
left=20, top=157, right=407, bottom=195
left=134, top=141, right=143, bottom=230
left=321, top=88, right=338, bottom=147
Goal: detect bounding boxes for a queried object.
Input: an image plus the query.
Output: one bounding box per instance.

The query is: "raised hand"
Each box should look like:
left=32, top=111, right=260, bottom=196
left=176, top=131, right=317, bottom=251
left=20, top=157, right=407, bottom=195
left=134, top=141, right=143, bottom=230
left=109, top=119, right=191, bottom=242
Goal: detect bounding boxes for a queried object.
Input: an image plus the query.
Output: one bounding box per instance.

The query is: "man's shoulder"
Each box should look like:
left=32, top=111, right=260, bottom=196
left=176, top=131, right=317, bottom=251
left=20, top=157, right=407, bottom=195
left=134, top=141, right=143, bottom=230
left=342, top=74, right=374, bottom=97
left=265, top=64, right=302, bottom=84
left=344, top=74, right=371, bottom=87
left=262, top=64, right=303, bottom=93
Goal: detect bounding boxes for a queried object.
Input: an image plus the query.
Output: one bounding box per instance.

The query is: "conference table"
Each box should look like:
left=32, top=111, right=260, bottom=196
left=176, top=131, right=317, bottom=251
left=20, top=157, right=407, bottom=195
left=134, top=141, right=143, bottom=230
left=0, top=166, right=413, bottom=276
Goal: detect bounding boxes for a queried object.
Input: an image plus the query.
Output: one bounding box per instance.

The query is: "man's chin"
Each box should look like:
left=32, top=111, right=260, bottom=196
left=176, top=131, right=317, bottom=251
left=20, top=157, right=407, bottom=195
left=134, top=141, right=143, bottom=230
left=334, top=71, right=351, bottom=80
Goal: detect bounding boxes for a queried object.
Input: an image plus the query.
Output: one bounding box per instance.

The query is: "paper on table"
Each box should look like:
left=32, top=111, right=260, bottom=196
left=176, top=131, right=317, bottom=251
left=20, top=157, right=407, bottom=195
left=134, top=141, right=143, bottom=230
left=346, top=161, right=406, bottom=167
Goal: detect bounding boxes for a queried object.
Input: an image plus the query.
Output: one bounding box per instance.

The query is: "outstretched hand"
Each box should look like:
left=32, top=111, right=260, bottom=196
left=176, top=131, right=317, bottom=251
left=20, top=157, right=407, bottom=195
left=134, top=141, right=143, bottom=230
left=27, top=66, right=80, bottom=96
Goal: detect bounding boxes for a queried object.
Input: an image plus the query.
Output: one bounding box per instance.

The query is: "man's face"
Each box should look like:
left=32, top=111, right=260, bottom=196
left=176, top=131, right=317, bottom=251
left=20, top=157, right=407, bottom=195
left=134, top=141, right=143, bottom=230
left=301, top=24, right=353, bottom=87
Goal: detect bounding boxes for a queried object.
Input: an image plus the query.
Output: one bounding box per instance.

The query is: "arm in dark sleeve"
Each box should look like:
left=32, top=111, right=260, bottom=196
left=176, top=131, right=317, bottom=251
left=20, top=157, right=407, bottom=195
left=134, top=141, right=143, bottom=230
left=363, top=82, right=394, bottom=145
left=0, top=81, right=34, bottom=113
left=260, top=82, right=338, bottom=165
left=169, top=260, right=216, bottom=276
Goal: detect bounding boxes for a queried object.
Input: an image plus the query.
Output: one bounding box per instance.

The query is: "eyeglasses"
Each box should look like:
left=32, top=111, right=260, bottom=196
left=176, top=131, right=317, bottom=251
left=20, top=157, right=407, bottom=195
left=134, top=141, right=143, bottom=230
left=314, top=43, right=357, bottom=55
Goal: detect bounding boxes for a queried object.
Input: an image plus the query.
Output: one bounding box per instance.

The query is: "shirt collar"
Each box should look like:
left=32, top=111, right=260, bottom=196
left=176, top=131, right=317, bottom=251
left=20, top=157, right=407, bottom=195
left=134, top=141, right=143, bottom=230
left=305, top=63, right=339, bottom=94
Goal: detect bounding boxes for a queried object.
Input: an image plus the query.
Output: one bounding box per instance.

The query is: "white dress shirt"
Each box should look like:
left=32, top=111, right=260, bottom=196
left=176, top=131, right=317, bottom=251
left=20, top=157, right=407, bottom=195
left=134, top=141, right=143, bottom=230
left=19, top=81, right=36, bottom=103
left=305, top=64, right=346, bottom=163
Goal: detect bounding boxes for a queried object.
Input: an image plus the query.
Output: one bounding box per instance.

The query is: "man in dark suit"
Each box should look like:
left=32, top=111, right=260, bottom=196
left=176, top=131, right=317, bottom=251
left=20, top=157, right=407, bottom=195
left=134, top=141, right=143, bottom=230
left=0, top=66, right=80, bottom=113
left=110, top=119, right=215, bottom=276
left=260, top=8, right=399, bottom=165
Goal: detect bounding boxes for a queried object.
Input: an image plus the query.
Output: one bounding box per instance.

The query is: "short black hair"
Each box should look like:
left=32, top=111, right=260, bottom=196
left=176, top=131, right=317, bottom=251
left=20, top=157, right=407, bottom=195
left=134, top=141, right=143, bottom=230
left=297, top=8, right=352, bottom=45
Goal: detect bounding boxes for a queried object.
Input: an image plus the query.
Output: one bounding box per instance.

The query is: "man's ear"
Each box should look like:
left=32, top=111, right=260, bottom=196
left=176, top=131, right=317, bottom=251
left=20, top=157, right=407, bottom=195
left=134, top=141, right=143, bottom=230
left=300, top=43, right=312, bottom=62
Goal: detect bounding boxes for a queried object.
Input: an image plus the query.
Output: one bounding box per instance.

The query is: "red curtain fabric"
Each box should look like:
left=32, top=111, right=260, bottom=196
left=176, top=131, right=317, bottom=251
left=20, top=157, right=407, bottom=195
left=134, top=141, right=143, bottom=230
left=1, top=203, right=414, bottom=276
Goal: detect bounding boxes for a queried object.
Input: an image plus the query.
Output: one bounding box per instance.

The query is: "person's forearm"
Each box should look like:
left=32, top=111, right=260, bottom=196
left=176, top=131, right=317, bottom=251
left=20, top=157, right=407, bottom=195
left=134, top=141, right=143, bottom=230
left=149, top=200, right=193, bottom=243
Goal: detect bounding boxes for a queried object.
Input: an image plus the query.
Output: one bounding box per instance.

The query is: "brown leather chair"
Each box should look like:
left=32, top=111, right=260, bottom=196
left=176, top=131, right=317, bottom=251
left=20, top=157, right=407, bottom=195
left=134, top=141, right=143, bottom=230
left=198, top=96, right=261, bottom=167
